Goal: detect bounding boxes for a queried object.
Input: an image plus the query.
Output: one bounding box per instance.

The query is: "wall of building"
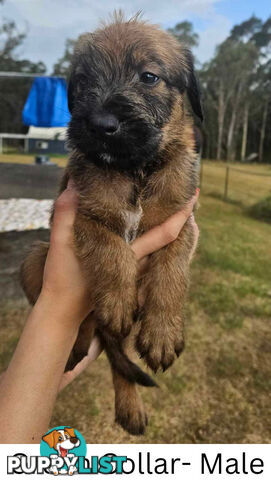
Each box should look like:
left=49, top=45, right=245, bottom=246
left=28, top=138, right=67, bottom=154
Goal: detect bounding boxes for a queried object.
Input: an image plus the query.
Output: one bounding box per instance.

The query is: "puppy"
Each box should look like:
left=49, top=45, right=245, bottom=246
left=21, top=12, right=202, bottom=435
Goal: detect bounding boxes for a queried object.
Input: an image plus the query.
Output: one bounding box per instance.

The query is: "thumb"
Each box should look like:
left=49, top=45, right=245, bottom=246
left=50, top=185, right=78, bottom=246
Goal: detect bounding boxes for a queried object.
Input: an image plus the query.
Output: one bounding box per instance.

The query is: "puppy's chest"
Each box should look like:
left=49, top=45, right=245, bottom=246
left=121, top=204, right=143, bottom=243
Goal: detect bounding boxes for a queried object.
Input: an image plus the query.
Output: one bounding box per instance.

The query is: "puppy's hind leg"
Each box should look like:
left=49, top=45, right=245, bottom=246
left=20, top=241, right=49, bottom=304
left=99, top=329, right=156, bottom=435
left=112, top=371, right=148, bottom=436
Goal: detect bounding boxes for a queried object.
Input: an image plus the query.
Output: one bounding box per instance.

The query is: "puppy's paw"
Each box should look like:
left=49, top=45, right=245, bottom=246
left=115, top=398, right=148, bottom=436
left=96, top=293, right=136, bottom=337
left=136, top=313, right=184, bottom=372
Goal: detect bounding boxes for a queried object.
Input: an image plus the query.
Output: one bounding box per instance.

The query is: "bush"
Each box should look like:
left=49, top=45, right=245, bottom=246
left=247, top=196, right=271, bottom=223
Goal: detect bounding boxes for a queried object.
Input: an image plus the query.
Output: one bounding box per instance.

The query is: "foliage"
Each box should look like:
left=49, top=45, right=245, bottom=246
left=167, top=21, right=199, bottom=48
left=247, top=196, right=271, bottom=223
left=201, top=15, right=271, bottom=162
left=52, top=39, right=75, bottom=76
left=0, top=17, right=46, bottom=133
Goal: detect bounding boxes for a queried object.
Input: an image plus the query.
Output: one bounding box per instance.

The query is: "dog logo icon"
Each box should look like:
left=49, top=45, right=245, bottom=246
left=41, top=426, right=86, bottom=475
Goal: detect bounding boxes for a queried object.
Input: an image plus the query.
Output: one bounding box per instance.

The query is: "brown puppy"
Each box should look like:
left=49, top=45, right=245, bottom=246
left=21, top=12, right=202, bottom=435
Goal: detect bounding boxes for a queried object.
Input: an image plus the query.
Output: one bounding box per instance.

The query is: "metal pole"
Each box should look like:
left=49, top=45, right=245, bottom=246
left=0, top=72, right=66, bottom=79
left=224, top=165, right=230, bottom=201
left=24, top=137, right=29, bottom=153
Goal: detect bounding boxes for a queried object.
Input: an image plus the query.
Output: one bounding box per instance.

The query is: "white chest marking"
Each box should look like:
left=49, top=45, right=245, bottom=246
left=122, top=205, right=142, bottom=243
left=100, top=153, right=112, bottom=164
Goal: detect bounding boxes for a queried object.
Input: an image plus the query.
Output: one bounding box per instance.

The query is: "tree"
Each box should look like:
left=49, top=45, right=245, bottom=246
left=201, top=15, right=271, bottom=162
left=200, top=40, right=253, bottom=160
left=52, top=39, right=75, bottom=76
left=167, top=21, right=199, bottom=48
left=255, top=59, right=271, bottom=162
left=225, top=41, right=258, bottom=160
left=229, top=15, right=271, bottom=161
left=0, top=18, right=46, bottom=133
left=230, top=15, right=262, bottom=42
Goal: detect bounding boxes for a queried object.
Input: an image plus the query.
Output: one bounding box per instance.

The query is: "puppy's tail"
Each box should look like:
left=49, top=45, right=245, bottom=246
left=98, top=330, right=157, bottom=388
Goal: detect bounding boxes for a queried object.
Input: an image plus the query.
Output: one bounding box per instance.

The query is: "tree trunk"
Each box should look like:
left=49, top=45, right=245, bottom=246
left=241, top=103, right=249, bottom=162
left=226, top=109, right=237, bottom=161
left=259, top=102, right=268, bottom=162
left=226, top=82, right=242, bottom=161
left=217, top=81, right=225, bottom=160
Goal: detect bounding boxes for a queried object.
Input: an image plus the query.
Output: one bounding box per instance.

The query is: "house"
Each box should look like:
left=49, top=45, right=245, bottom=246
left=26, top=126, right=68, bottom=155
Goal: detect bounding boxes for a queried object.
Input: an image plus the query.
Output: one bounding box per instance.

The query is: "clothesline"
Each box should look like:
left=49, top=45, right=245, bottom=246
left=0, top=72, right=66, bottom=79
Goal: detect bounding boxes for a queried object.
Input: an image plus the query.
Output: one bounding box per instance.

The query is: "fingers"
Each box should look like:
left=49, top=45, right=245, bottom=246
left=132, top=189, right=199, bottom=261
left=188, top=213, right=200, bottom=262
left=50, top=182, right=78, bottom=246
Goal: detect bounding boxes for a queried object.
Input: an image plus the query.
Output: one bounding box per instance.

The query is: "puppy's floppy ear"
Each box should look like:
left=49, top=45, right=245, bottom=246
left=64, top=427, right=76, bottom=437
left=184, top=49, right=203, bottom=122
left=42, top=430, right=57, bottom=448
left=67, top=73, right=75, bottom=113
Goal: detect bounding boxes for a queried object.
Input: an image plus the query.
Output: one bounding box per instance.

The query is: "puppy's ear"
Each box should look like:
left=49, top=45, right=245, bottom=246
left=42, top=430, right=56, bottom=448
left=65, top=427, right=76, bottom=437
left=67, top=73, right=75, bottom=113
left=184, top=50, right=203, bottom=122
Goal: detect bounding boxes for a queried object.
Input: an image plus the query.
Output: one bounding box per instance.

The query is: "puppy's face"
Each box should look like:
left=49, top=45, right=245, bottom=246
left=68, top=17, right=202, bottom=172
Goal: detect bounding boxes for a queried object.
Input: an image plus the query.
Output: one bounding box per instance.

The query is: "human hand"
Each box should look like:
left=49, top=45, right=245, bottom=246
left=40, top=181, right=94, bottom=325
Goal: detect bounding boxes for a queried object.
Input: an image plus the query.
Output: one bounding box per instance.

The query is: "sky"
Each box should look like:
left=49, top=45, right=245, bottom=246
left=1, top=0, right=270, bottom=72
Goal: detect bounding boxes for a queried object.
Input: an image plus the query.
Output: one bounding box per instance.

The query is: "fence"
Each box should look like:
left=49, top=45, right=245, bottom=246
left=0, top=133, right=29, bottom=154
left=200, top=161, right=271, bottom=207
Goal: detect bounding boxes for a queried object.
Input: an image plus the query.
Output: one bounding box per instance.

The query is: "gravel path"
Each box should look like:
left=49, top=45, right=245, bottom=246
left=0, top=199, right=53, bottom=232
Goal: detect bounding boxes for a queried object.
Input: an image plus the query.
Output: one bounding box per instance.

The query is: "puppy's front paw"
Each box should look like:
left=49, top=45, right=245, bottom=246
left=96, top=291, right=136, bottom=337
left=136, top=313, right=184, bottom=372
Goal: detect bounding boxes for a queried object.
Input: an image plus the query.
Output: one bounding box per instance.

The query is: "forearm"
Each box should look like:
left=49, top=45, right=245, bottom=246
left=0, top=295, right=80, bottom=443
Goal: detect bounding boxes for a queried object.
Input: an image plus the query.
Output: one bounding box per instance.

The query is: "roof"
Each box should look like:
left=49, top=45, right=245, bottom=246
left=26, top=126, right=67, bottom=141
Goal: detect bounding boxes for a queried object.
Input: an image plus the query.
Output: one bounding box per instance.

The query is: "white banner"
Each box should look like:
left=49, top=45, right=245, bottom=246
left=0, top=444, right=270, bottom=479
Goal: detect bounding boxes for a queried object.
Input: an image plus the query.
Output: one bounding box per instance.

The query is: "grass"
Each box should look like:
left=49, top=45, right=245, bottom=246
left=0, top=162, right=271, bottom=443
left=247, top=196, right=271, bottom=224
left=201, top=160, right=271, bottom=206
left=0, top=152, right=68, bottom=168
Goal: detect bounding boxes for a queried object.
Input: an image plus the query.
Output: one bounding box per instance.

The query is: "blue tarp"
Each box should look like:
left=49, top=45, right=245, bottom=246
left=22, top=77, right=70, bottom=127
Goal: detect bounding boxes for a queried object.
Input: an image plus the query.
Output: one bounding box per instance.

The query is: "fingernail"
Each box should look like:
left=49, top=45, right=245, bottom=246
left=196, top=187, right=200, bottom=195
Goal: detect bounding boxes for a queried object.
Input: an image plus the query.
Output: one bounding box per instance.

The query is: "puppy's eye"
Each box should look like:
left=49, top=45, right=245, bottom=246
left=65, top=434, right=69, bottom=439
left=140, top=72, right=159, bottom=85
left=58, top=436, right=62, bottom=441
left=75, top=74, right=88, bottom=87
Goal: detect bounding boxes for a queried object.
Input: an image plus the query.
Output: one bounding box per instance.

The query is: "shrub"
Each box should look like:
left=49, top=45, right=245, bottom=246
left=247, top=196, right=271, bottom=223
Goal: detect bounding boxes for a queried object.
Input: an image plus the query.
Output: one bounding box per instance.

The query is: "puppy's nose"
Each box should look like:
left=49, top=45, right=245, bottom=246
left=70, top=437, right=78, bottom=445
left=91, top=113, right=119, bottom=135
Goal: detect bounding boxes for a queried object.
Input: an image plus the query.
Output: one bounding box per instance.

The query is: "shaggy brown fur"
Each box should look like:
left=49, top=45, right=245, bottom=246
left=21, top=12, right=202, bottom=435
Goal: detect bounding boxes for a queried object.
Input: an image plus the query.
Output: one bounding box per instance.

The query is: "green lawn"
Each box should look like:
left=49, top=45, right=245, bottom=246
left=0, top=152, right=68, bottom=168
left=0, top=168, right=270, bottom=443
left=201, top=160, right=271, bottom=206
